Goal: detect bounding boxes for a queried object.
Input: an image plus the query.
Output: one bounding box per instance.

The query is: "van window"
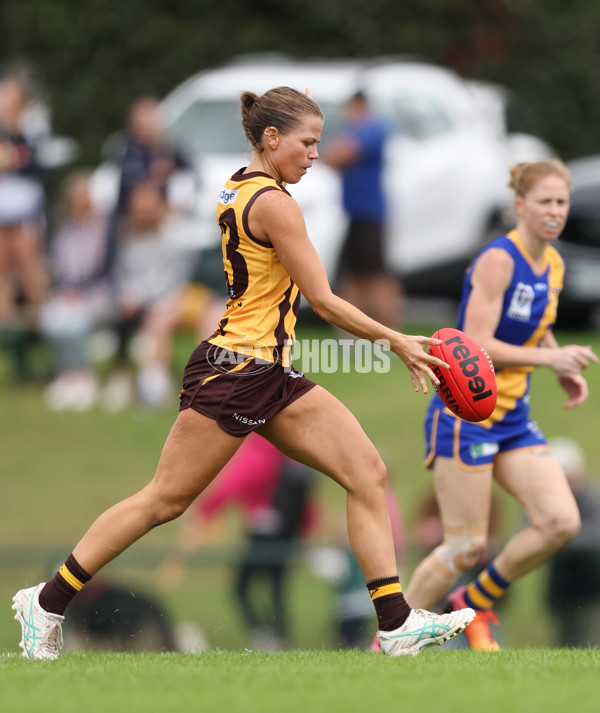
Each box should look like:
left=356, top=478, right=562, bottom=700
left=375, top=94, right=453, bottom=139
left=165, top=92, right=452, bottom=153
left=168, top=98, right=345, bottom=153
left=168, top=100, right=248, bottom=153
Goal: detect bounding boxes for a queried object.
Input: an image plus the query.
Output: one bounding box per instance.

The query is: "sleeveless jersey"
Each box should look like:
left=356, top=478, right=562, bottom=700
left=455, top=229, right=564, bottom=425
left=210, top=169, right=300, bottom=367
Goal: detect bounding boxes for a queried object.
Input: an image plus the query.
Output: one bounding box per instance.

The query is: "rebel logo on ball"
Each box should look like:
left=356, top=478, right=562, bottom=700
left=443, top=334, right=495, bottom=404
left=427, top=327, right=497, bottom=423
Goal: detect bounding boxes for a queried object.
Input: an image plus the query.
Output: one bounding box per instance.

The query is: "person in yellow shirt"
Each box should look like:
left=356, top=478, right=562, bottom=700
left=13, top=86, right=475, bottom=659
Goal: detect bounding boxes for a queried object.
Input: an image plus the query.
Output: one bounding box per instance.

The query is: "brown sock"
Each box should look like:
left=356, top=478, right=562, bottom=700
left=367, top=575, right=411, bottom=631
left=38, top=553, right=92, bottom=615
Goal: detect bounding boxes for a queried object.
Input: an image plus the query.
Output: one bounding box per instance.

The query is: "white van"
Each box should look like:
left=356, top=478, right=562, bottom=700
left=95, top=55, right=554, bottom=295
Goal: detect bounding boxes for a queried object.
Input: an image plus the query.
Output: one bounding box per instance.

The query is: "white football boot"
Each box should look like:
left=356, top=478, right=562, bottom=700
left=12, top=583, right=64, bottom=660
left=377, top=607, right=475, bottom=656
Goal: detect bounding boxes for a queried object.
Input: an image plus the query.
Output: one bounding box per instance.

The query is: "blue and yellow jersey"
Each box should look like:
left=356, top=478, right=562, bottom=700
left=209, top=169, right=301, bottom=367
left=454, top=229, right=564, bottom=425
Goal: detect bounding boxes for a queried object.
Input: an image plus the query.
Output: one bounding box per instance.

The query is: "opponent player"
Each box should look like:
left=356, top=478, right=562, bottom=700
left=13, top=86, right=474, bottom=659
left=404, top=159, right=598, bottom=650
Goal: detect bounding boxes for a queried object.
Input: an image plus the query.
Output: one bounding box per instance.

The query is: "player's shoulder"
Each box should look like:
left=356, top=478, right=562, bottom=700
left=475, top=232, right=519, bottom=268
left=218, top=171, right=290, bottom=214
left=250, top=181, right=296, bottom=212
left=474, top=238, right=515, bottom=271
left=488, top=231, right=517, bottom=252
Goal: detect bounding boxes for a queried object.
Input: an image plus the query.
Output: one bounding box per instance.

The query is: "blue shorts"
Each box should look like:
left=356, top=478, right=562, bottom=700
left=424, top=395, right=548, bottom=470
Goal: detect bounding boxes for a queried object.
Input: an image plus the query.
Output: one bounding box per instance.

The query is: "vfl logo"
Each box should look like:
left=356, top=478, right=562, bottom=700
left=218, top=187, right=239, bottom=205
left=508, top=282, right=534, bottom=322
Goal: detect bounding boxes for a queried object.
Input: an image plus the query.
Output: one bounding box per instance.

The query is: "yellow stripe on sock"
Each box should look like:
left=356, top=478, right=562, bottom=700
left=59, top=564, right=85, bottom=591
left=369, top=582, right=402, bottom=600
left=478, top=571, right=505, bottom=599
left=466, top=583, right=494, bottom=609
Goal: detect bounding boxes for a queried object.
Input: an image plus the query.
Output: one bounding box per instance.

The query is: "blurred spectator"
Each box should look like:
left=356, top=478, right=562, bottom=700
left=41, top=171, right=114, bottom=411
left=321, top=91, right=402, bottom=328
left=0, top=74, right=49, bottom=379
left=106, top=96, right=194, bottom=246
left=547, top=437, right=600, bottom=647
left=103, top=180, right=192, bottom=411
left=159, top=433, right=318, bottom=651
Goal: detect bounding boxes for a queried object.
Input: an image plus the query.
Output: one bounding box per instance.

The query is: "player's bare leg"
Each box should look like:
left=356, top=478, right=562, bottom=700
left=492, top=449, right=580, bottom=579
left=453, top=449, right=579, bottom=651
left=259, top=385, right=396, bottom=580
left=405, top=458, right=493, bottom=610
left=258, top=387, right=474, bottom=655
left=13, top=409, right=244, bottom=659
left=72, top=409, right=244, bottom=573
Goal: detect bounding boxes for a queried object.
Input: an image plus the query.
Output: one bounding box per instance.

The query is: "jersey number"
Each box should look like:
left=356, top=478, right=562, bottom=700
left=220, top=208, right=249, bottom=300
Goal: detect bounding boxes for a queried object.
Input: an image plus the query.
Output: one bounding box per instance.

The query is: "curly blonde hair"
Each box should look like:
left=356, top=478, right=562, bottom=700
left=508, top=159, right=570, bottom=197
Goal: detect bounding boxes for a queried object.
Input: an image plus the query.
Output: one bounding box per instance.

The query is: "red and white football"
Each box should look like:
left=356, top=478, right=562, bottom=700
left=428, top=327, right=497, bottom=423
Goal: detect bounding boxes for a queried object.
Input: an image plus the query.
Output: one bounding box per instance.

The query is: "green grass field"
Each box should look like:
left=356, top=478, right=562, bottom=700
left=2, top=649, right=599, bottom=713
left=1, top=320, right=600, bottom=661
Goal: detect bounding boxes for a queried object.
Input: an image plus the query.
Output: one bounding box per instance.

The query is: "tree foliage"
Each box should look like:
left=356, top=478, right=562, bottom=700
left=1, top=0, right=598, bottom=163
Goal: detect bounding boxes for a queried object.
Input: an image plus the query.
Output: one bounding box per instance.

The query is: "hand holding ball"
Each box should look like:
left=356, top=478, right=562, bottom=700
left=428, top=328, right=497, bottom=422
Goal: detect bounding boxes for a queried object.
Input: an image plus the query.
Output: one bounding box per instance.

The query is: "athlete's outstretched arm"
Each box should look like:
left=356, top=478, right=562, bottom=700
left=464, top=249, right=597, bottom=373
left=247, top=189, right=446, bottom=393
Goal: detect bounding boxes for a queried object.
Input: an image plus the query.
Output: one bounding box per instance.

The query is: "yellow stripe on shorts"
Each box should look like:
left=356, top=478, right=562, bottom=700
left=59, top=564, right=85, bottom=591
left=369, top=582, right=402, bottom=600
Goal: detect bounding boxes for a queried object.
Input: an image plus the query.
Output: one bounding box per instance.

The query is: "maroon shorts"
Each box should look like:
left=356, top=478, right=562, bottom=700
left=179, top=341, right=317, bottom=436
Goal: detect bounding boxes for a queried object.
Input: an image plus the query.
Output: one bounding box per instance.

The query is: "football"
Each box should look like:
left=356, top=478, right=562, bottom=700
left=428, top=327, right=497, bottom=422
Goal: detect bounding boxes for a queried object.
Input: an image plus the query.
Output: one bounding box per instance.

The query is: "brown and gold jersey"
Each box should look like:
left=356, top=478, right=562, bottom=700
left=209, top=169, right=300, bottom=367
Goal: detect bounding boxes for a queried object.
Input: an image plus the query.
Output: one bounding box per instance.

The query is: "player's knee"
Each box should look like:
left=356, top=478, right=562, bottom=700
left=342, top=451, right=387, bottom=497
left=544, top=509, right=581, bottom=550
left=359, top=454, right=388, bottom=495
left=434, top=534, right=487, bottom=575
left=148, top=492, right=194, bottom=526
left=372, top=455, right=388, bottom=490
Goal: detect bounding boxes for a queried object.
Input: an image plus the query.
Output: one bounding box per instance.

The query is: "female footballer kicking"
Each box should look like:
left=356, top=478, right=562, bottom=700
left=13, top=87, right=474, bottom=659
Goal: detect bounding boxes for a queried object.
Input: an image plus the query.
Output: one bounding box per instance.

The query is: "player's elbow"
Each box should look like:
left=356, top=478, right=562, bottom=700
left=306, top=291, right=336, bottom=322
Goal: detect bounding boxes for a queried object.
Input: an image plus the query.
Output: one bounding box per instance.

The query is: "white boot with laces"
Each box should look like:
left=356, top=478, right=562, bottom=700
left=377, top=606, right=475, bottom=656
left=12, top=583, right=64, bottom=660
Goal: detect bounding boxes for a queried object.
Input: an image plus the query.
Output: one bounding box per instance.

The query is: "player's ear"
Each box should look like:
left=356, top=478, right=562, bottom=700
left=514, top=195, right=524, bottom=218
left=263, top=126, right=280, bottom=149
